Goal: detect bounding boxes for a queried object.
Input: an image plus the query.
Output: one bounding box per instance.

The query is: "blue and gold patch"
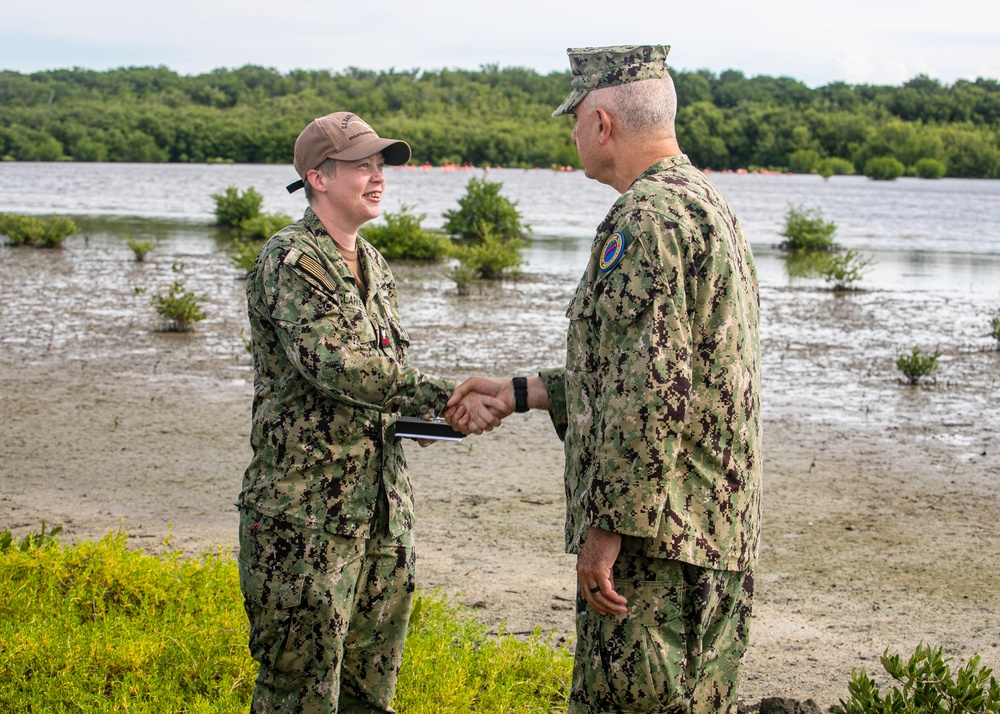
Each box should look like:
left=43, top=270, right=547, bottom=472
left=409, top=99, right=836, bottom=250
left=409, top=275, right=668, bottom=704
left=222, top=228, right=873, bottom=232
left=599, top=231, right=626, bottom=273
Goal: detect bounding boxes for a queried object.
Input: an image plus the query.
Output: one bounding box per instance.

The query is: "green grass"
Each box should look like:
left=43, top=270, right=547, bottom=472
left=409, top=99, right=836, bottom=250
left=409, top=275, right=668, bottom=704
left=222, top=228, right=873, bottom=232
left=0, top=529, right=571, bottom=713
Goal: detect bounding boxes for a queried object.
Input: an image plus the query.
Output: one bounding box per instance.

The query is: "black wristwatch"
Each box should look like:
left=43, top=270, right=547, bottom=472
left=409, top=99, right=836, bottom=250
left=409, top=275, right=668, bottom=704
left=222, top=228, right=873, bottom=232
left=512, top=377, right=529, bottom=413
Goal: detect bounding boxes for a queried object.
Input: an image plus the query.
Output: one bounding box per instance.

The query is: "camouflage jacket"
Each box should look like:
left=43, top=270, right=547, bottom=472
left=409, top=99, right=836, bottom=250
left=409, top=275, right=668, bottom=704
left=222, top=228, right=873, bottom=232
left=238, top=208, right=454, bottom=538
left=541, top=155, right=762, bottom=571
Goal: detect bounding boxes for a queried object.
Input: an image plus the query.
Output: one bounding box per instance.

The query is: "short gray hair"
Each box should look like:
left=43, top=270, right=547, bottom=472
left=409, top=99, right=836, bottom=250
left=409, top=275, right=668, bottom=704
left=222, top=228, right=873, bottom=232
left=590, top=75, right=677, bottom=137
left=303, top=158, right=338, bottom=202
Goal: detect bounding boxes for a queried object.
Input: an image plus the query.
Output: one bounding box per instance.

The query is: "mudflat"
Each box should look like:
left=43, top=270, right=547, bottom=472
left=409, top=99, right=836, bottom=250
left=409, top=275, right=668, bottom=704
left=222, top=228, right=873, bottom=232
left=2, top=240, right=998, bottom=710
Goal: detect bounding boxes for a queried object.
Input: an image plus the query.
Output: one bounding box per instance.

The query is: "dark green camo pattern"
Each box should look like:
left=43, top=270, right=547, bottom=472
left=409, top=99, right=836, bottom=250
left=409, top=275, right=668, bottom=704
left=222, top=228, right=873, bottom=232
left=238, top=206, right=454, bottom=538
left=542, top=155, right=762, bottom=572
left=553, top=45, right=672, bottom=117
left=569, top=556, right=754, bottom=713
left=238, top=508, right=414, bottom=713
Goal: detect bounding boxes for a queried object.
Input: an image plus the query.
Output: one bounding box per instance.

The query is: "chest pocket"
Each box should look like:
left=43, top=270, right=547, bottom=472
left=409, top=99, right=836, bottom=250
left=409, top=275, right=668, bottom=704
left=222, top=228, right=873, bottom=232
left=566, top=277, right=598, bottom=374
left=593, top=247, right=660, bottom=335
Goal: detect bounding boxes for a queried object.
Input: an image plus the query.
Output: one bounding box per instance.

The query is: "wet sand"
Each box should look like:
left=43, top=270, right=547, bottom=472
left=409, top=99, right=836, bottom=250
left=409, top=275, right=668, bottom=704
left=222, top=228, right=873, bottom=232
left=2, top=235, right=999, bottom=710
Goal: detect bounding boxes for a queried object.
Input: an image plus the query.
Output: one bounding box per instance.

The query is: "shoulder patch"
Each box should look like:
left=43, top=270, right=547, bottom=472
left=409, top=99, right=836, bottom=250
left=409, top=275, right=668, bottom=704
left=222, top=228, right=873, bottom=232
left=599, top=231, right=627, bottom=273
left=296, top=253, right=338, bottom=293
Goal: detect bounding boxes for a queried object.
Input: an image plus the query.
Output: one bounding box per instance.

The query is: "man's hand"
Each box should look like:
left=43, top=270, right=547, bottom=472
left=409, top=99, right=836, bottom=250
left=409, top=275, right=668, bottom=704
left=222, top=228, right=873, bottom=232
left=444, top=376, right=515, bottom=435
left=577, top=526, right=628, bottom=616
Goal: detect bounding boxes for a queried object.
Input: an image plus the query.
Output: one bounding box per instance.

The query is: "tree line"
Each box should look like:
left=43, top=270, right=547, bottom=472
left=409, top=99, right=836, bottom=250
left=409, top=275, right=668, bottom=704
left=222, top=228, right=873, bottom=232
left=1, top=63, right=998, bottom=177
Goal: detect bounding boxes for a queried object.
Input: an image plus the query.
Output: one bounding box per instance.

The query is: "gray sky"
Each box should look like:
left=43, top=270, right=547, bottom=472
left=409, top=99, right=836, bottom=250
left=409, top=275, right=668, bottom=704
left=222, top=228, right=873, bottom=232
left=2, top=0, right=998, bottom=87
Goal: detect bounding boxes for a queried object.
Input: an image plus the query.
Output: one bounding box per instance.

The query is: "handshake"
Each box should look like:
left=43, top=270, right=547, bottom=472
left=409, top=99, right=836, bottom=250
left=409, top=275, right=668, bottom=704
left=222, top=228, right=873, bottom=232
left=439, top=376, right=547, bottom=436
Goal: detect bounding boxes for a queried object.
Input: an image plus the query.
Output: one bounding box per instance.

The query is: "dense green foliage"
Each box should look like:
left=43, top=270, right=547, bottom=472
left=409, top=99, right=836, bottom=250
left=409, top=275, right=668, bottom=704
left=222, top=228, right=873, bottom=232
left=864, top=156, right=906, bottom=180
left=0, top=212, right=77, bottom=246
left=442, top=176, right=529, bottom=240
left=1, top=65, right=998, bottom=176
left=834, top=644, right=1000, bottom=713
left=0, top=527, right=572, bottom=713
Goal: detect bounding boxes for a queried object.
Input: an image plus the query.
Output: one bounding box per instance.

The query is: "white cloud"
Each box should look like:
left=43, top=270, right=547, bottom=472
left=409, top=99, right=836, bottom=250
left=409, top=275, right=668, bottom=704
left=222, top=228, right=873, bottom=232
left=1, top=0, right=997, bottom=85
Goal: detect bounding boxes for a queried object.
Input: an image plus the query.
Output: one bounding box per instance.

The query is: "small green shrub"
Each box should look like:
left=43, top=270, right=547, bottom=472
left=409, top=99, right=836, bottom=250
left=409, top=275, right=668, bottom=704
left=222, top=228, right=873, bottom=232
left=212, top=185, right=264, bottom=227
left=238, top=212, right=291, bottom=240
left=126, top=236, right=156, bottom=262
left=151, top=269, right=207, bottom=332
left=779, top=204, right=837, bottom=251
left=442, top=176, right=529, bottom=240
left=449, top=222, right=523, bottom=279
left=895, top=346, right=942, bottom=385
left=362, top=205, right=452, bottom=260
left=0, top=522, right=62, bottom=553
left=834, top=644, right=1000, bottom=714
left=817, top=157, right=856, bottom=177
left=0, top=213, right=77, bottom=247
left=448, top=262, right=477, bottom=296
left=820, top=249, right=874, bottom=290
left=913, top=157, right=947, bottom=179
left=864, top=156, right=906, bottom=181
left=992, top=314, right=1000, bottom=346
left=788, top=149, right=820, bottom=174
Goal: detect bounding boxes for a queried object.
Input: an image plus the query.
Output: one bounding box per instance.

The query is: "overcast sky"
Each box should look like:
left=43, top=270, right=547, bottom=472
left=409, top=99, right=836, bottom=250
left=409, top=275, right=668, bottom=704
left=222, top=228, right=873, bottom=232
left=2, top=0, right=998, bottom=88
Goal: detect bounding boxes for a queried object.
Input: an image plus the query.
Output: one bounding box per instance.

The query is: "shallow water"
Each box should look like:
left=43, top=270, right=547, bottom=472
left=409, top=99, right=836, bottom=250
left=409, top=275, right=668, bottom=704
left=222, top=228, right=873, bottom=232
left=1, top=164, right=999, bottom=469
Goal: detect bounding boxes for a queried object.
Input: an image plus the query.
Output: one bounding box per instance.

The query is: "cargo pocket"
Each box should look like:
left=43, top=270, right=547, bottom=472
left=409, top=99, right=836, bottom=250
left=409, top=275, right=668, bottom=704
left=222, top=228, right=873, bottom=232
left=594, top=576, right=687, bottom=712
left=238, top=556, right=306, bottom=674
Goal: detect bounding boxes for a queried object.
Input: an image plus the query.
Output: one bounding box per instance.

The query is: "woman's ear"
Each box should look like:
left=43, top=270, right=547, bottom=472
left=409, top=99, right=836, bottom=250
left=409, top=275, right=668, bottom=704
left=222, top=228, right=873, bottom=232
left=306, top=169, right=328, bottom=193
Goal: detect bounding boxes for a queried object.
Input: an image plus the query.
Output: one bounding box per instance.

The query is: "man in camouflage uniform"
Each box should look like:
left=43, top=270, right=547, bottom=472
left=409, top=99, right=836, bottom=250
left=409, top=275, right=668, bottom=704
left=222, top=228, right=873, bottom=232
left=448, top=46, right=762, bottom=713
left=238, top=112, right=463, bottom=714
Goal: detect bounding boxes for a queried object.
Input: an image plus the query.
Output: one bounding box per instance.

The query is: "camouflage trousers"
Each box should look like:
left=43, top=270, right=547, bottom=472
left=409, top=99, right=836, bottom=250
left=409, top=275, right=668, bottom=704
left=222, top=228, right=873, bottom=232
left=569, top=554, right=754, bottom=714
left=238, top=508, right=415, bottom=714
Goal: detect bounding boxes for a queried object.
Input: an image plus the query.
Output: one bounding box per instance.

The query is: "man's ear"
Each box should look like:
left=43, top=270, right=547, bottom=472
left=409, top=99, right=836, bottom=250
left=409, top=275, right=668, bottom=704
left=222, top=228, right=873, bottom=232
left=594, top=107, right=614, bottom=144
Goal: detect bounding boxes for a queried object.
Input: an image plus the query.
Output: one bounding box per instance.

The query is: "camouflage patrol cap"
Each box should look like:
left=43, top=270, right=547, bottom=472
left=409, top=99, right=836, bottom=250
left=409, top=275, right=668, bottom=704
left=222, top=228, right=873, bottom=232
left=286, top=112, right=411, bottom=193
left=552, top=45, right=671, bottom=117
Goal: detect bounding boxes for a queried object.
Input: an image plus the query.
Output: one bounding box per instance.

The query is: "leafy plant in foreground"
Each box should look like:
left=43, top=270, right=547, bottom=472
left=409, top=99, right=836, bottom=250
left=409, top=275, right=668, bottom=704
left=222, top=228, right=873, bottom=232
left=779, top=204, right=837, bottom=251
left=895, top=346, right=942, bottom=385
left=991, top=313, right=1000, bottom=347
left=834, top=643, right=1000, bottom=713
left=0, top=522, right=62, bottom=553
left=0, top=528, right=572, bottom=713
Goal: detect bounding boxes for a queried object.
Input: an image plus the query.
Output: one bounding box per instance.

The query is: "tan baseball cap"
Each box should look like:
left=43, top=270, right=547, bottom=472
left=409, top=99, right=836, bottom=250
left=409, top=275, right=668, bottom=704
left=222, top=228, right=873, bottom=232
left=286, top=112, right=411, bottom=193
left=552, top=45, right=672, bottom=118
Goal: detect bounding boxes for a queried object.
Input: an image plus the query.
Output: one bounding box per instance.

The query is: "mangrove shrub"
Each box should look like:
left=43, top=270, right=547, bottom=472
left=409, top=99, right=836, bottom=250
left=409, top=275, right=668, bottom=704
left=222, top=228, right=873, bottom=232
left=0, top=213, right=77, bottom=247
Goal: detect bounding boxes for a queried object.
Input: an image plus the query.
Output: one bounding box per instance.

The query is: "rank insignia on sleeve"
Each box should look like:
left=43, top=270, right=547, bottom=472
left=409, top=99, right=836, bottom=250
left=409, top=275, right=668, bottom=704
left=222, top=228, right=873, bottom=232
left=599, top=231, right=626, bottom=273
